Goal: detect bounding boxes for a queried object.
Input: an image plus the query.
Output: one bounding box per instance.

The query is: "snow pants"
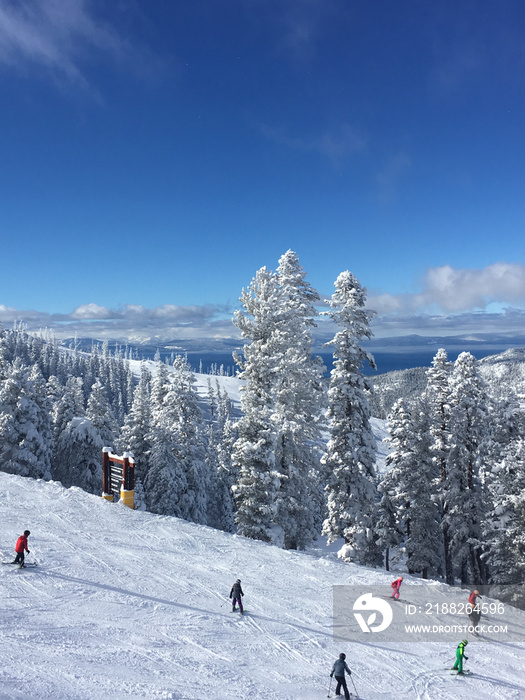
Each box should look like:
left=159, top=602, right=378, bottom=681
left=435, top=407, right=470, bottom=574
left=335, top=675, right=350, bottom=700
left=232, top=597, right=243, bottom=612
left=14, top=552, right=25, bottom=566
left=392, top=589, right=400, bottom=600
left=452, top=651, right=465, bottom=673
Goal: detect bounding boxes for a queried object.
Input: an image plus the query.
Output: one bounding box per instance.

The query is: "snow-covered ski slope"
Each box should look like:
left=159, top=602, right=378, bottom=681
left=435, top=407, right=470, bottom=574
left=1, top=472, right=524, bottom=700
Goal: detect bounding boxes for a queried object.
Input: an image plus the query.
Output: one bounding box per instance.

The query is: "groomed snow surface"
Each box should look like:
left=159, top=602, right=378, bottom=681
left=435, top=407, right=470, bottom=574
left=1, top=472, right=524, bottom=700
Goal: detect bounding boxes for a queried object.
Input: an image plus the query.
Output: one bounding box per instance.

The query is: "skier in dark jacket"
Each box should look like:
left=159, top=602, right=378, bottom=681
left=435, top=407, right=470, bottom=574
left=13, top=530, right=30, bottom=567
left=330, top=653, right=351, bottom=699
left=229, top=579, right=244, bottom=613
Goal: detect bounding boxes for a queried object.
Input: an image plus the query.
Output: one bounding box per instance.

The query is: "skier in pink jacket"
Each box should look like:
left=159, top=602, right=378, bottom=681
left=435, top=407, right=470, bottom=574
left=391, top=576, right=403, bottom=600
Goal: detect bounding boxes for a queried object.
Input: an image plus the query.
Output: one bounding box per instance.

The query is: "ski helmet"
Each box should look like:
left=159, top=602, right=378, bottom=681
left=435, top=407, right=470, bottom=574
left=473, top=589, right=479, bottom=595
left=24, top=530, right=30, bottom=536
left=236, top=579, right=241, bottom=583
left=462, top=639, right=468, bottom=646
left=339, top=653, right=346, bottom=660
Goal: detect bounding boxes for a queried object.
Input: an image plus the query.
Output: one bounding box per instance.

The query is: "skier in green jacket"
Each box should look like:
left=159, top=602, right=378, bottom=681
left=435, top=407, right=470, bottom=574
left=451, top=639, right=468, bottom=674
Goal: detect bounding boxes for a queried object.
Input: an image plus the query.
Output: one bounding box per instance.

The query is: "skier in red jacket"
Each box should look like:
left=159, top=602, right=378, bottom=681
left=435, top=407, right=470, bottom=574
left=468, top=589, right=482, bottom=628
left=13, top=530, right=30, bottom=567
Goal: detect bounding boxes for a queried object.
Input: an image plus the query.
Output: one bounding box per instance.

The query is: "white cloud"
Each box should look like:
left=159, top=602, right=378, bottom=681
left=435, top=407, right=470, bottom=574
left=0, top=0, right=136, bottom=86
left=0, top=302, right=237, bottom=342
left=72, top=303, right=113, bottom=320
left=369, top=307, right=525, bottom=339
left=3, top=263, right=525, bottom=343
left=422, top=262, right=525, bottom=311
left=368, top=262, right=525, bottom=315
left=261, top=122, right=366, bottom=164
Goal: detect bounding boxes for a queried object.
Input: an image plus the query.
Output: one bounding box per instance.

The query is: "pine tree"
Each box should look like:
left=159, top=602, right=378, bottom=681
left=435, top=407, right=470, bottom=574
left=444, top=352, right=490, bottom=585
left=425, top=348, right=454, bottom=584
left=0, top=359, right=51, bottom=479
left=116, top=363, right=152, bottom=483
left=144, top=359, right=187, bottom=516
left=484, top=437, right=525, bottom=604
left=54, top=417, right=103, bottom=492
left=321, top=271, right=380, bottom=565
left=28, top=364, right=53, bottom=481
left=170, top=354, right=207, bottom=524
left=232, top=266, right=280, bottom=543
left=272, top=250, right=326, bottom=549
left=376, top=473, right=404, bottom=572
left=215, top=387, right=237, bottom=532
left=378, top=399, right=412, bottom=571
left=145, top=414, right=188, bottom=517
left=403, top=401, right=443, bottom=578
left=86, top=380, right=118, bottom=449
left=51, top=377, right=85, bottom=482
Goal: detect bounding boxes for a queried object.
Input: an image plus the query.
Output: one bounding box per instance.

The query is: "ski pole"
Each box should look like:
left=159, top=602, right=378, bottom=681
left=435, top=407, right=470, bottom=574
left=327, top=676, right=332, bottom=698
left=350, top=675, right=359, bottom=698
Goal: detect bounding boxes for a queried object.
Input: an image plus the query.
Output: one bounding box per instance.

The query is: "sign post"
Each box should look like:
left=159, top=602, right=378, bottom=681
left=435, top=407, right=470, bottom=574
left=102, top=447, right=135, bottom=509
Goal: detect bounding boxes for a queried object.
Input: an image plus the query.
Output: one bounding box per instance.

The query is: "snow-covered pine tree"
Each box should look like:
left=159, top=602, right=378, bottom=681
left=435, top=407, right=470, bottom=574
left=170, top=354, right=207, bottom=524
left=214, top=385, right=237, bottom=532
left=425, top=348, right=454, bottom=585
left=116, top=363, right=153, bottom=484
left=444, top=351, right=490, bottom=585
left=51, top=376, right=85, bottom=482
left=86, top=380, right=118, bottom=450
left=144, top=359, right=186, bottom=515
left=144, top=410, right=188, bottom=517
left=376, top=475, right=404, bottom=572
left=232, top=266, right=280, bottom=543
left=28, top=364, right=53, bottom=481
left=377, top=399, right=411, bottom=571
left=206, top=383, right=235, bottom=532
left=272, top=250, right=326, bottom=549
left=403, top=400, right=443, bottom=578
left=484, top=437, right=525, bottom=605
left=321, top=271, right=380, bottom=565
left=0, top=359, right=52, bottom=480
left=485, top=392, right=524, bottom=471
left=54, top=416, right=103, bottom=493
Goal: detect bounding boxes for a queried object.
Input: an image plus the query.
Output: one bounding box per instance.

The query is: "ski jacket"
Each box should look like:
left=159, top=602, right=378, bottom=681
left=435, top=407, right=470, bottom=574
left=229, top=582, right=244, bottom=599
left=391, top=578, right=402, bottom=591
left=331, top=659, right=351, bottom=678
left=456, top=642, right=468, bottom=659
left=15, top=535, right=29, bottom=554
left=468, top=591, right=480, bottom=606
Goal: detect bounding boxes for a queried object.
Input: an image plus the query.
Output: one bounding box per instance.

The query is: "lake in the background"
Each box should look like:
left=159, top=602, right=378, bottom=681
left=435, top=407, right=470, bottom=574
left=156, top=348, right=505, bottom=377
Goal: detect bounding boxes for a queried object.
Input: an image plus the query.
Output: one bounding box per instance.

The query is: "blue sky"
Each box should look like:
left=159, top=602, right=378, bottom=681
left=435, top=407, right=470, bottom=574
left=1, top=0, right=525, bottom=342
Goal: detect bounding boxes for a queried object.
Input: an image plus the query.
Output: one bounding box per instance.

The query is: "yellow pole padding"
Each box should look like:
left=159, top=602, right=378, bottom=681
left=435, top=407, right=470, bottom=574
left=102, top=492, right=114, bottom=502
left=120, top=489, right=135, bottom=509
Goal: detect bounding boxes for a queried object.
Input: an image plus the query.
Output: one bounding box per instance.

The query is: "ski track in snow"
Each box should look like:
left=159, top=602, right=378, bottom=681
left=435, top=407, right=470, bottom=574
left=1, top=472, right=525, bottom=699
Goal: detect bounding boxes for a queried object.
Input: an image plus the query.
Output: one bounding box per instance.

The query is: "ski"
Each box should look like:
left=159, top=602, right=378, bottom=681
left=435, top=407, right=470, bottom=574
left=450, top=670, right=473, bottom=676
left=2, top=561, right=38, bottom=566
